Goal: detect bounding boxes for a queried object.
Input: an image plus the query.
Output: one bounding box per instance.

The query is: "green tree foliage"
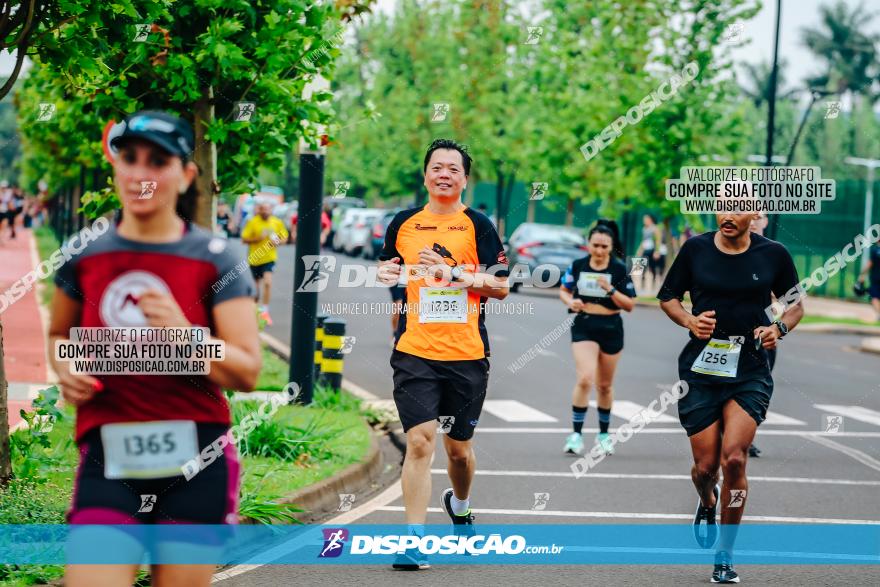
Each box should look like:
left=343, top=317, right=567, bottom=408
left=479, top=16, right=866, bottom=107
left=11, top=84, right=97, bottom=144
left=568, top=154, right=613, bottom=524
left=16, top=0, right=362, bottom=224
left=328, top=0, right=759, bottom=233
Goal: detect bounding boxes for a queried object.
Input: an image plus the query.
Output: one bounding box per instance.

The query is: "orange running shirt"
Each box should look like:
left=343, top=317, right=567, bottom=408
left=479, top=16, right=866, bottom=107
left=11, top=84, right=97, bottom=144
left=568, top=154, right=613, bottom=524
left=381, top=205, right=509, bottom=361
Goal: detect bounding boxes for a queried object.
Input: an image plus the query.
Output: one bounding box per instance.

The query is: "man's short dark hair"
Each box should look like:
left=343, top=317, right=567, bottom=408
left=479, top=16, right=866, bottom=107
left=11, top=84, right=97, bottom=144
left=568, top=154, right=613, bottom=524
left=424, top=139, right=472, bottom=176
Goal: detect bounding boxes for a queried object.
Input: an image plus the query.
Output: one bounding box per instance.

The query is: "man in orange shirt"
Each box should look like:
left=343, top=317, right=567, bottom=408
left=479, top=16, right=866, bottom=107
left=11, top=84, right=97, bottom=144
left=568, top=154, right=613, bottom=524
left=378, top=139, right=509, bottom=570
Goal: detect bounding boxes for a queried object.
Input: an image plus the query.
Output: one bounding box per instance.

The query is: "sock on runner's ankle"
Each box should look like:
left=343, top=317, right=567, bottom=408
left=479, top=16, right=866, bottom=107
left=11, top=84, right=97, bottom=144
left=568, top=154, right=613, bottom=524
left=572, top=405, right=587, bottom=434
left=450, top=494, right=470, bottom=515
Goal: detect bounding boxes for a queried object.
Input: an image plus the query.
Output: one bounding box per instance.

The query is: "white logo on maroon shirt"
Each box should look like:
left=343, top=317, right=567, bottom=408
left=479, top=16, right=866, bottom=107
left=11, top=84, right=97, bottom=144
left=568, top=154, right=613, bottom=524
left=99, top=271, right=171, bottom=326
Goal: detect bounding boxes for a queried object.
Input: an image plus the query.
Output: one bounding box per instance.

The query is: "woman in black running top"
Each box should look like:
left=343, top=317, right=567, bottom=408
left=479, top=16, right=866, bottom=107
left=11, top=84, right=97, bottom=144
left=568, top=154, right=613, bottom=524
left=559, top=221, right=636, bottom=458
left=49, top=111, right=262, bottom=587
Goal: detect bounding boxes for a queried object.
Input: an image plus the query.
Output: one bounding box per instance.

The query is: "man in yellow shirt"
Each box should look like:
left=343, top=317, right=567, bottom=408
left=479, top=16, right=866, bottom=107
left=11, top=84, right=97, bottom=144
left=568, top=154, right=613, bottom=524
left=241, top=200, right=288, bottom=325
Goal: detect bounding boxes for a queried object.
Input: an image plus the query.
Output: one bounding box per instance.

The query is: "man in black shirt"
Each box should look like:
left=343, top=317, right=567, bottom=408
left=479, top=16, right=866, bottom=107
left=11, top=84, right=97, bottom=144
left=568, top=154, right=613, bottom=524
left=658, top=207, right=803, bottom=584
left=856, top=243, right=880, bottom=322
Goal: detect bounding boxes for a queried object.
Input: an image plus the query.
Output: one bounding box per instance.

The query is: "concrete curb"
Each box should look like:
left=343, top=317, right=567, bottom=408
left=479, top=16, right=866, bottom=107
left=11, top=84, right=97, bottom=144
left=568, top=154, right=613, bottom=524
left=268, top=431, right=384, bottom=520
left=253, top=332, right=404, bottom=520
left=860, top=337, right=880, bottom=355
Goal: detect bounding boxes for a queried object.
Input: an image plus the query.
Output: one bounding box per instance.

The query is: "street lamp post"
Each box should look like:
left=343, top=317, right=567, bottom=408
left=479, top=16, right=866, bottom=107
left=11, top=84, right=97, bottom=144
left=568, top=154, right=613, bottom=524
left=844, top=157, right=879, bottom=271
left=289, top=75, right=329, bottom=405
left=765, top=0, right=783, bottom=240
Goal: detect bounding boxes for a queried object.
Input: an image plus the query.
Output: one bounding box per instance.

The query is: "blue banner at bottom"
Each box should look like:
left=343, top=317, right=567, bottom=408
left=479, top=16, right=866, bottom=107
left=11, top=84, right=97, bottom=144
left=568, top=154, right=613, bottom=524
left=1, top=524, right=878, bottom=565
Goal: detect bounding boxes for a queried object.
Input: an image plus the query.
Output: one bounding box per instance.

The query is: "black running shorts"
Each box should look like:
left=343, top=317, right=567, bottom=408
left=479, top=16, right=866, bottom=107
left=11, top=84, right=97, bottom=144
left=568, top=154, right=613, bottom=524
left=390, top=349, right=489, bottom=441
left=570, top=313, right=624, bottom=354
left=677, top=375, right=773, bottom=437
left=249, top=261, right=275, bottom=280
left=69, top=423, right=239, bottom=527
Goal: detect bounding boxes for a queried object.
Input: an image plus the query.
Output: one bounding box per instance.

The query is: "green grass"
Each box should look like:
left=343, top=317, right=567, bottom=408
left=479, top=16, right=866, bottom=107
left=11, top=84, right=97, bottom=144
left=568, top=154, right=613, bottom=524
left=255, top=344, right=290, bottom=390
left=799, top=314, right=880, bottom=327
left=239, top=405, right=371, bottom=499
left=33, top=226, right=60, bottom=307
left=3, top=403, right=370, bottom=520
left=0, top=389, right=371, bottom=585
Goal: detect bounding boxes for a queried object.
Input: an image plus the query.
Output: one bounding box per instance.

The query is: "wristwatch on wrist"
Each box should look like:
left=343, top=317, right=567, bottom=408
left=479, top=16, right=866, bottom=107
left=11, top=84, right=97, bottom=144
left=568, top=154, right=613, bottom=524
left=450, top=266, right=463, bottom=281
left=607, top=286, right=617, bottom=296
left=773, top=319, right=789, bottom=338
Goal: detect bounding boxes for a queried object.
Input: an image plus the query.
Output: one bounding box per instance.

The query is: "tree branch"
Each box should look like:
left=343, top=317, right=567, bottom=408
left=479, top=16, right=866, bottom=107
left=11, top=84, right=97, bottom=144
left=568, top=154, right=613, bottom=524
left=0, top=42, right=28, bottom=101
left=1, top=0, right=37, bottom=50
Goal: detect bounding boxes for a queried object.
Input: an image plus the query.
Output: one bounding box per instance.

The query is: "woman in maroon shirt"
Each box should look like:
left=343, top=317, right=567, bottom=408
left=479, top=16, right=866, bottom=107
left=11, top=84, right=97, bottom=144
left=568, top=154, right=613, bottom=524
left=49, top=111, right=262, bottom=587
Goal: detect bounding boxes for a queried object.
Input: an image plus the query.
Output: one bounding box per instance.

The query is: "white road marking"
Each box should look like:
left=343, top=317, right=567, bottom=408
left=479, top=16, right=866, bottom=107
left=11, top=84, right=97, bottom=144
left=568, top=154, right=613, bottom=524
left=213, top=471, right=406, bottom=582
left=473, top=427, right=880, bottom=438
left=814, top=404, right=880, bottom=427
left=377, top=506, right=880, bottom=525
left=763, top=411, right=807, bottom=426
left=800, top=434, right=880, bottom=474
left=483, top=400, right=558, bottom=422
left=428, top=469, right=880, bottom=486
left=593, top=400, right=677, bottom=423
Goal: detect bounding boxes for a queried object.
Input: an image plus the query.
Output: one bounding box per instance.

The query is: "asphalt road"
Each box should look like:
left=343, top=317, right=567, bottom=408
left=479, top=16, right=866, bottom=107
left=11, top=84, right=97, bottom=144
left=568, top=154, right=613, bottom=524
left=222, top=242, right=880, bottom=586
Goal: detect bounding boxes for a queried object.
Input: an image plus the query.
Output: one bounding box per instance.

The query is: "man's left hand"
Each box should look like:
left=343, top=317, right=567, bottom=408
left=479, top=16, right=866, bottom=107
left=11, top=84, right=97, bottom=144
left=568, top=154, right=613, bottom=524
left=753, top=324, right=781, bottom=350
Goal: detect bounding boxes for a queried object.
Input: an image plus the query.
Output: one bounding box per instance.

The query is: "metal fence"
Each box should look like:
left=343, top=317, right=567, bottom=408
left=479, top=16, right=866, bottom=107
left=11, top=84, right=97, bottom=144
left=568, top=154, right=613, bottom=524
left=48, top=168, right=105, bottom=243
left=471, top=179, right=879, bottom=301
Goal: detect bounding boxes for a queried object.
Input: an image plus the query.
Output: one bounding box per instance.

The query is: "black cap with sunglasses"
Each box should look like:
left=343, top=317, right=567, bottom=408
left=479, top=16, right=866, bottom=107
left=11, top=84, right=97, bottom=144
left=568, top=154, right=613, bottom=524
left=110, top=110, right=194, bottom=159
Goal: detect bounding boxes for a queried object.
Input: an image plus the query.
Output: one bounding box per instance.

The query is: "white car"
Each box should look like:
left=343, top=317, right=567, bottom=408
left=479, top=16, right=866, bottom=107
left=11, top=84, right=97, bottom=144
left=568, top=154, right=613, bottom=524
left=344, top=209, right=385, bottom=256
left=334, top=208, right=384, bottom=256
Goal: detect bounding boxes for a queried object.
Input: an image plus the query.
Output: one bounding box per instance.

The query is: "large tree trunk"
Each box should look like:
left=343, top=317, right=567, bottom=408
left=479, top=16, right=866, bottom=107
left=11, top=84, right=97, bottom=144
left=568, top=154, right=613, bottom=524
left=193, top=85, right=217, bottom=229
left=0, top=320, right=11, bottom=487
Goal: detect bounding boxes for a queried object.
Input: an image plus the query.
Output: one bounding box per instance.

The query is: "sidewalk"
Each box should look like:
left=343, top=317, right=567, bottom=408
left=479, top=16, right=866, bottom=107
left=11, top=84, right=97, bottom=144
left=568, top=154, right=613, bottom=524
left=635, top=281, right=878, bottom=324
left=634, top=280, right=880, bottom=355
left=0, top=228, right=52, bottom=429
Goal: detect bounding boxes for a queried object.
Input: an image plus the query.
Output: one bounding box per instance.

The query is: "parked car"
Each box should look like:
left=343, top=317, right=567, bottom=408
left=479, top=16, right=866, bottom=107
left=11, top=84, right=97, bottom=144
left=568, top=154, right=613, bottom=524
left=505, top=223, right=587, bottom=292
left=327, top=197, right=366, bottom=250
left=336, top=208, right=384, bottom=256
left=364, top=209, right=401, bottom=259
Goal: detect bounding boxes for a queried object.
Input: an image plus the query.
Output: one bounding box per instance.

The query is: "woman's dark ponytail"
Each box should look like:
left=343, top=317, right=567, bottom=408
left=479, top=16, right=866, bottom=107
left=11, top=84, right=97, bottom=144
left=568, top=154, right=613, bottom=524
left=592, top=219, right=624, bottom=259
left=175, top=180, right=199, bottom=222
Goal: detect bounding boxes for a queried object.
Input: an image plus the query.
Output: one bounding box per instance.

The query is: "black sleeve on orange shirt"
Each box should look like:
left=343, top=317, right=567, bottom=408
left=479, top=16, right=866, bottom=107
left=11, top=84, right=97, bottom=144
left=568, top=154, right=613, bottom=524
left=379, top=208, right=419, bottom=261
left=466, top=208, right=509, bottom=278
left=657, top=238, right=693, bottom=302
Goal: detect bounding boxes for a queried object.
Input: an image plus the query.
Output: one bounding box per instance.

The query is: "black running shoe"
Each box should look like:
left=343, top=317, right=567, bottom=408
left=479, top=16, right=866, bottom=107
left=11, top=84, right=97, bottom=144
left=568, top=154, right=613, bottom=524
left=748, top=443, right=761, bottom=458
left=392, top=548, right=430, bottom=571
left=441, top=488, right=475, bottom=537
left=693, top=484, right=720, bottom=549
left=711, top=551, right=740, bottom=583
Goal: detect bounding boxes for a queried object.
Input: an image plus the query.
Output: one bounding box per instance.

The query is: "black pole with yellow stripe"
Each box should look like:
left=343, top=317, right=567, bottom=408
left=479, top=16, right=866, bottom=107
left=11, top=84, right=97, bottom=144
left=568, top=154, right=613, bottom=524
left=320, top=318, right=345, bottom=391
left=314, top=313, right=328, bottom=381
